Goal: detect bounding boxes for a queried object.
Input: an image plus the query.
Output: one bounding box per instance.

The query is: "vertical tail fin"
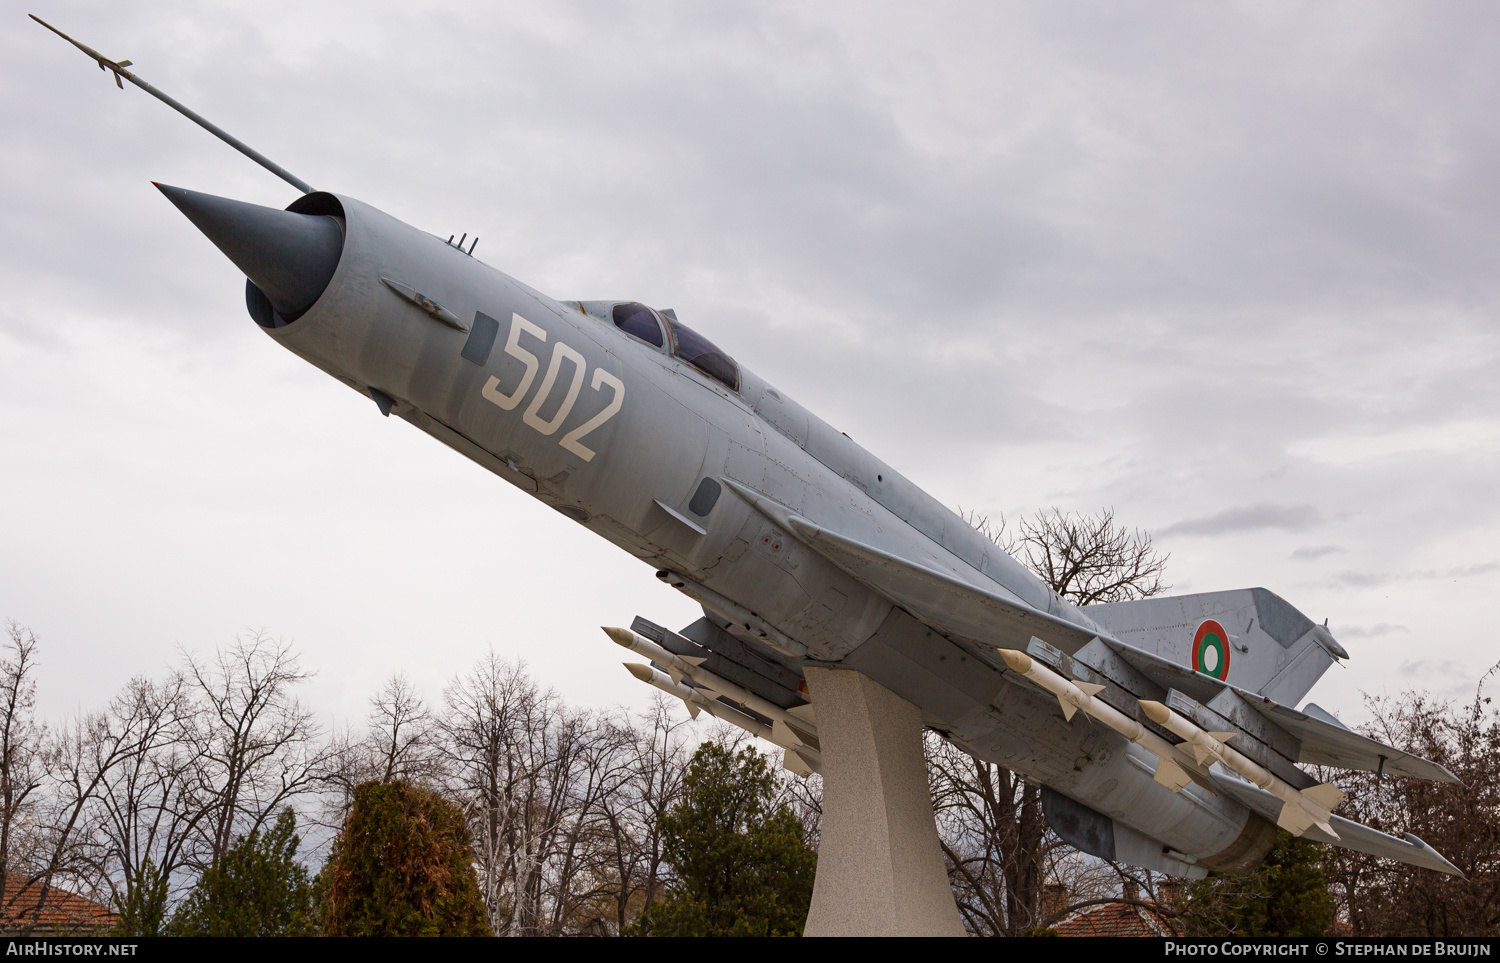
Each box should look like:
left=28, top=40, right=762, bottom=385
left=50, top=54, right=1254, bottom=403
left=1085, top=587, right=1345, bottom=702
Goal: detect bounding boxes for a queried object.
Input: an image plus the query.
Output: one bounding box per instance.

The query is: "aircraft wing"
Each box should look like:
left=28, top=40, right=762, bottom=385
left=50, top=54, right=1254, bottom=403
left=721, top=479, right=1457, bottom=786
left=1253, top=700, right=1460, bottom=784
left=1209, top=770, right=1463, bottom=876
left=1106, top=639, right=1458, bottom=784
left=720, top=478, right=1102, bottom=655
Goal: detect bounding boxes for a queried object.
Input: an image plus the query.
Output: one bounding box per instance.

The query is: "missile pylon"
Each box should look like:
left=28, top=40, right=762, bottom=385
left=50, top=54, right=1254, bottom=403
left=605, top=627, right=817, bottom=752
left=997, top=648, right=1200, bottom=792
left=619, top=662, right=822, bottom=772
left=1139, top=700, right=1344, bottom=839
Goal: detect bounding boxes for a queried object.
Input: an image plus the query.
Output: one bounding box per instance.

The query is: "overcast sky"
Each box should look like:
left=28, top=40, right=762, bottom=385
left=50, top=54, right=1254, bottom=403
left=2, top=1, right=1497, bottom=735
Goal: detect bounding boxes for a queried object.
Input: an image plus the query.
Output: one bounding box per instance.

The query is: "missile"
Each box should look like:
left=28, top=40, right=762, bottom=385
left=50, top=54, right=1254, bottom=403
left=604, top=626, right=706, bottom=685
left=620, top=662, right=822, bottom=771
left=605, top=627, right=816, bottom=751
left=997, top=648, right=1200, bottom=793
left=623, top=661, right=717, bottom=720
left=1139, top=700, right=1344, bottom=839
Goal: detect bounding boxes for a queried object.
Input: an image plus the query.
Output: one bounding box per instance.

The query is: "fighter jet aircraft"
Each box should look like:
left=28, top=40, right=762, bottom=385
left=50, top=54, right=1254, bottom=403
left=34, top=15, right=1461, bottom=880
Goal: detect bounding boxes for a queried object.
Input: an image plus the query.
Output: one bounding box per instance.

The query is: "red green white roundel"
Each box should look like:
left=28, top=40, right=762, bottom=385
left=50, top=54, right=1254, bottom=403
left=1192, top=619, right=1231, bottom=680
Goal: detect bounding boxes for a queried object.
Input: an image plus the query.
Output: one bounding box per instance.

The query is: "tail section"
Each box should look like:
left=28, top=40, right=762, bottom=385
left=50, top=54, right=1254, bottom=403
left=1085, top=588, right=1346, bottom=704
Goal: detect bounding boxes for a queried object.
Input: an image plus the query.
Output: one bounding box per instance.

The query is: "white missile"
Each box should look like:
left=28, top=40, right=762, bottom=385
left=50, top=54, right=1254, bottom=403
left=620, top=662, right=822, bottom=771
left=623, top=661, right=716, bottom=719
left=1139, top=699, right=1344, bottom=839
left=997, top=648, right=1199, bottom=793
left=605, top=627, right=816, bottom=751
left=604, top=626, right=707, bottom=685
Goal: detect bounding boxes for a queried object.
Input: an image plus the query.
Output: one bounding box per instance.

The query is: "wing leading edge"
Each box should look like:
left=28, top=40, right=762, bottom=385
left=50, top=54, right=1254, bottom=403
left=718, top=477, right=1102, bottom=656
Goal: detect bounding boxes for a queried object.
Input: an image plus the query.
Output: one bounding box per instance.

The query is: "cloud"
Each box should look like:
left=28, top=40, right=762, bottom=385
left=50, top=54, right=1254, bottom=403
left=1291, top=545, right=1343, bottom=561
left=1394, top=661, right=1482, bottom=700
left=1339, top=623, right=1408, bottom=638
left=1443, top=562, right=1500, bottom=579
left=1322, top=562, right=1500, bottom=591
left=3, top=2, right=1500, bottom=732
left=1161, top=505, right=1322, bottom=538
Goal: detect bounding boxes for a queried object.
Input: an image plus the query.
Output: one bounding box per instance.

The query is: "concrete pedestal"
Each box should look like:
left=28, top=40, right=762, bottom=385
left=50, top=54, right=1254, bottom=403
left=802, top=667, right=967, bottom=937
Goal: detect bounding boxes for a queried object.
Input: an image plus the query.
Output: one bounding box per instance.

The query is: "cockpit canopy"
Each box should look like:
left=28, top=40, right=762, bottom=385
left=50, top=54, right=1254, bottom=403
left=610, top=301, right=740, bottom=393
left=611, top=301, right=663, bottom=347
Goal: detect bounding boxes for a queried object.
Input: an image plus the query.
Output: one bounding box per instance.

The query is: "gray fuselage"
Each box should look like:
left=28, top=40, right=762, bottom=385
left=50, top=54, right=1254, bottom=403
left=262, top=191, right=1269, bottom=875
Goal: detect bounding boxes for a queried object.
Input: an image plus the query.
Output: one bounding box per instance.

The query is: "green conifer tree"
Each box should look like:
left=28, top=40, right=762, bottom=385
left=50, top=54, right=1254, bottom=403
left=320, top=780, right=490, bottom=936
left=169, top=809, right=315, bottom=936
left=113, top=858, right=169, bottom=937
left=1180, top=830, right=1333, bottom=936
left=632, top=742, right=816, bottom=937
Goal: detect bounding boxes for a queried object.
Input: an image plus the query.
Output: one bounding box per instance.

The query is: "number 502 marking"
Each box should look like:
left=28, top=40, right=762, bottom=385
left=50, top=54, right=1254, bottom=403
left=480, top=313, right=624, bottom=463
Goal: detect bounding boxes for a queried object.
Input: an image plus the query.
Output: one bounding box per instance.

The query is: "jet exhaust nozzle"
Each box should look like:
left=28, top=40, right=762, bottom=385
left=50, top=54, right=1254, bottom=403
left=155, top=183, right=343, bottom=325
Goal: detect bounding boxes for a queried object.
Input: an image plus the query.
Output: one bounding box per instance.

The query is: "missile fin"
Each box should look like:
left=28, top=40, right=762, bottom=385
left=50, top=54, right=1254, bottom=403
left=667, top=667, right=683, bottom=685
left=772, top=720, right=803, bottom=748
left=1191, top=744, right=1215, bottom=766
left=1302, top=783, right=1346, bottom=809
left=1315, top=820, right=1341, bottom=841
left=682, top=699, right=700, bottom=720
left=783, top=748, right=813, bottom=777
left=1057, top=697, right=1077, bottom=721
left=1277, top=802, right=1315, bottom=837
left=1209, top=731, right=1235, bottom=744
left=1153, top=756, right=1191, bottom=792
left=1075, top=682, right=1106, bottom=697
left=681, top=655, right=707, bottom=666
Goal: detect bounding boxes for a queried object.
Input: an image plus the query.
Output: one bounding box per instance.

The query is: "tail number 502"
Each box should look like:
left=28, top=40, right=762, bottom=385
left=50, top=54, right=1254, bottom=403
left=480, top=313, right=624, bottom=463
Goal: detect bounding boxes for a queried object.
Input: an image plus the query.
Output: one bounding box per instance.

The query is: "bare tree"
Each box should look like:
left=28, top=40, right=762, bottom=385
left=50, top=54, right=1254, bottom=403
left=1325, top=665, right=1500, bottom=936
left=436, top=652, right=534, bottom=934
left=928, top=734, right=1050, bottom=935
left=181, top=632, right=324, bottom=866
left=367, top=673, right=437, bottom=785
left=536, top=712, right=632, bottom=936
left=0, top=623, right=44, bottom=903
left=598, top=696, right=695, bottom=932
left=964, top=507, right=1169, bottom=605
left=94, top=675, right=210, bottom=913
left=439, top=654, right=667, bottom=936
left=0, top=629, right=194, bottom=934
left=933, top=508, right=1171, bottom=933
left=23, top=712, right=133, bottom=926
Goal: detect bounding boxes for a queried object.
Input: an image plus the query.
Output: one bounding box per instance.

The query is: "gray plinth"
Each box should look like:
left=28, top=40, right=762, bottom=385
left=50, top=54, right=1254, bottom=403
left=802, top=667, right=967, bottom=937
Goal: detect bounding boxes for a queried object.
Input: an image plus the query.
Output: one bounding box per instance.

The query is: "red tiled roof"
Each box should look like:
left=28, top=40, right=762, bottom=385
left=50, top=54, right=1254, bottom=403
left=0, top=878, right=118, bottom=935
left=1055, top=901, right=1172, bottom=937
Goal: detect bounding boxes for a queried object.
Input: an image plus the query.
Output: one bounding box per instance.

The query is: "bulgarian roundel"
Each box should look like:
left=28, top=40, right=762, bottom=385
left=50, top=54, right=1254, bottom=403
left=1192, top=619, right=1231, bottom=681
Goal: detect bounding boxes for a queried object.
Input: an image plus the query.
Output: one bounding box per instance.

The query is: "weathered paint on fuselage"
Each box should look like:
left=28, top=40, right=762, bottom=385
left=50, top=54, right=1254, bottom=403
left=268, top=193, right=1260, bottom=871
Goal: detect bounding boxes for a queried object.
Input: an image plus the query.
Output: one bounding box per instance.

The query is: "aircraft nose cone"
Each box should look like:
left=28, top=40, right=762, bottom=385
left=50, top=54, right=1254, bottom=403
left=155, top=183, right=343, bottom=321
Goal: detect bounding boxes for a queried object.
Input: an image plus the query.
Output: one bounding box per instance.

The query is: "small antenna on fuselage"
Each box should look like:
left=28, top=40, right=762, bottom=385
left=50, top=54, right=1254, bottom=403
left=29, top=13, right=316, bottom=195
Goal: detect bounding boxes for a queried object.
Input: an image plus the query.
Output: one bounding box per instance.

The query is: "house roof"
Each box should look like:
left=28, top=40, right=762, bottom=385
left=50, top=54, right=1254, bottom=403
left=0, top=878, right=118, bottom=935
left=1054, top=900, right=1173, bottom=937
